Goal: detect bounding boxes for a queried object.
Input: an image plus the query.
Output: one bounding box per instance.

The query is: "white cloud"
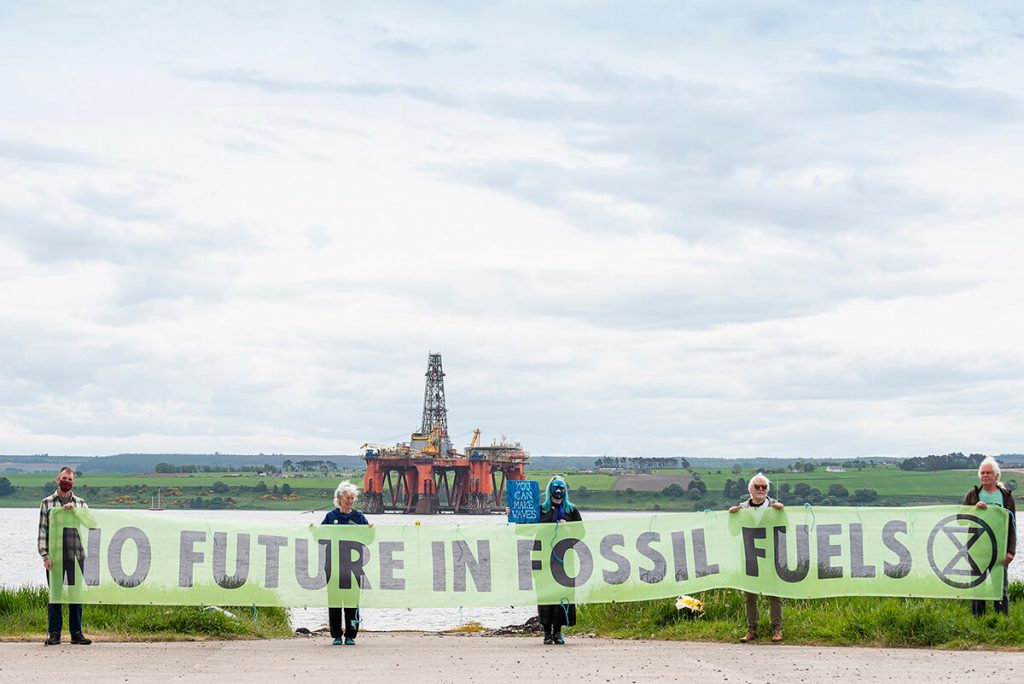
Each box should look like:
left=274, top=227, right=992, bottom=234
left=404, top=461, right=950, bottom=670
left=1, top=1, right=1023, bottom=458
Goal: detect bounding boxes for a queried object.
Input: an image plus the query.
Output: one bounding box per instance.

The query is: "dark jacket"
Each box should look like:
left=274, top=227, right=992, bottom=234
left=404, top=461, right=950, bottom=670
left=321, top=509, right=369, bottom=526
left=537, top=504, right=582, bottom=628
left=539, top=506, right=582, bottom=524
left=962, top=485, right=1016, bottom=556
left=738, top=496, right=777, bottom=510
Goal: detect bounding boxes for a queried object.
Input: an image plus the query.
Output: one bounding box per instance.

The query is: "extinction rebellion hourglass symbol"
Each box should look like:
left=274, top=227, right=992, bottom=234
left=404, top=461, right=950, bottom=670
left=927, top=514, right=998, bottom=589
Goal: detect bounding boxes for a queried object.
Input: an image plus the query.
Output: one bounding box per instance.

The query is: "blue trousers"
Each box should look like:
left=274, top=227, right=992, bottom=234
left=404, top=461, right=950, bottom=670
left=46, top=566, right=83, bottom=636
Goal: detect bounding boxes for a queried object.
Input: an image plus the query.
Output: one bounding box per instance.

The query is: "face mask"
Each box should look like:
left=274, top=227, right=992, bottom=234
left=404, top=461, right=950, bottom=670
left=58, top=481, right=73, bottom=493
left=551, top=484, right=566, bottom=500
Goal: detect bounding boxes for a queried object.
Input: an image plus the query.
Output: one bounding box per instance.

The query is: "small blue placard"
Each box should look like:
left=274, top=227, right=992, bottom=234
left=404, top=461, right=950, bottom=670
left=506, top=480, right=541, bottom=523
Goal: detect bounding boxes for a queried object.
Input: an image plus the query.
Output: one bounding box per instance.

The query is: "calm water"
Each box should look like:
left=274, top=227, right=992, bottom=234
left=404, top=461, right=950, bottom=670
left=4, top=507, right=1021, bottom=632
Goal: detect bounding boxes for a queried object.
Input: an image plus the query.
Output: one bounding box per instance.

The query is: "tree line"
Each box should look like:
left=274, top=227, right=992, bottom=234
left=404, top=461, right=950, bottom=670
left=154, top=459, right=344, bottom=474
left=594, top=457, right=689, bottom=470
left=280, top=459, right=340, bottom=472
left=899, top=452, right=985, bottom=471
left=713, top=477, right=879, bottom=505
left=155, top=462, right=286, bottom=474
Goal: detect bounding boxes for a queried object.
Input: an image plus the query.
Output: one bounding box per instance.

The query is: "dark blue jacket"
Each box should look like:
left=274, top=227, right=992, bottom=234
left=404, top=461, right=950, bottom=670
left=322, top=509, right=369, bottom=526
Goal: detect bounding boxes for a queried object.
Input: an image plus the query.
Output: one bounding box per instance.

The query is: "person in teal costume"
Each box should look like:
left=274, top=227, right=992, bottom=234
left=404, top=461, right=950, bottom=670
left=537, top=476, right=582, bottom=645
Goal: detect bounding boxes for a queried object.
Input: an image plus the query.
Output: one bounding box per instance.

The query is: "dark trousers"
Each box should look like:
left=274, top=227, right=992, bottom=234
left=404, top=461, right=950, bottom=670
left=328, top=607, right=359, bottom=640
left=47, top=602, right=83, bottom=636
left=45, top=568, right=83, bottom=636
left=538, top=603, right=576, bottom=635
left=972, top=571, right=1009, bottom=616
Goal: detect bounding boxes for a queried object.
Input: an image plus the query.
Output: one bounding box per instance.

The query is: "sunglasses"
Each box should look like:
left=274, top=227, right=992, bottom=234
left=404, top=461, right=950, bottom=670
left=752, top=484, right=768, bottom=490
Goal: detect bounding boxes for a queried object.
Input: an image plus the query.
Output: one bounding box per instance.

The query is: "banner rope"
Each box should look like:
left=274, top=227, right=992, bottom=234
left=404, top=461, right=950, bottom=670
left=550, top=520, right=564, bottom=565
left=1008, top=508, right=1017, bottom=559
left=803, top=502, right=816, bottom=531
left=551, top=520, right=571, bottom=623
left=453, top=522, right=471, bottom=625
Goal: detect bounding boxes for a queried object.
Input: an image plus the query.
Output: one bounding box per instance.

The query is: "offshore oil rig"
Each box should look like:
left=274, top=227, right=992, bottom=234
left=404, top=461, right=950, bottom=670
left=361, top=353, right=528, bottom=514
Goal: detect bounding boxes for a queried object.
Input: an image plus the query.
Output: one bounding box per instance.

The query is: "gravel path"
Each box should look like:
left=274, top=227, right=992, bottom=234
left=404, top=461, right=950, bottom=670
left=1, top=633, right=1019, bottom=683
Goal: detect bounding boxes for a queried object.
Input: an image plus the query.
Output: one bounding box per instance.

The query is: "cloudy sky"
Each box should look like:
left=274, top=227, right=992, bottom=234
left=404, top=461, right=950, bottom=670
left=2, top=2, right=1023, bottom=459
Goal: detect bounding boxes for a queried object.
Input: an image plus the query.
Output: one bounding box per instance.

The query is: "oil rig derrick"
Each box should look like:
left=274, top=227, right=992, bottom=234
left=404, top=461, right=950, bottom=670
left=361, top=353, right=528, bottom=514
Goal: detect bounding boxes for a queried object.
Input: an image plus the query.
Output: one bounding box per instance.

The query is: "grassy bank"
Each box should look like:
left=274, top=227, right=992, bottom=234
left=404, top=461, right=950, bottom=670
left=0, top=587, right=292, bottom=641
left=575, top=583, right=1024, bottom=649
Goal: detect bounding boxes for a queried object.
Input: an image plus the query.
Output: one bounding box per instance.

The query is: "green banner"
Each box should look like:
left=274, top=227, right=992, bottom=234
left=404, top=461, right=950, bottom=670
left=48, top=506, right=1008, bottom=607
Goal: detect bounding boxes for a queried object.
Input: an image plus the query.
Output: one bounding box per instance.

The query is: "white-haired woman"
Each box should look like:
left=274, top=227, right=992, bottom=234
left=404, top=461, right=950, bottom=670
left=321, top=481, right=372, bottom=645
left=728, top=473, right=785, bottom=642
left=962, top=456, right=1016, bottom=616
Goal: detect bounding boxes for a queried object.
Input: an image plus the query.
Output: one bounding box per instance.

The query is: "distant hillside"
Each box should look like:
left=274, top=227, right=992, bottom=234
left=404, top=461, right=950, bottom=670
left=4, top=452, right=1020, bottom=475
left=2, top=453, right=604, bottom=473
left=523, top=455, right=593, bottom=469
left=0, top=453, right=363, bottom=474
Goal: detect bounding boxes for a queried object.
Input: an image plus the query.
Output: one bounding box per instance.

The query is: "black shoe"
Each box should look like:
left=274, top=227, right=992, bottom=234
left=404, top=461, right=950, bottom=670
left=543, top=634, right=553, bottom=645
left=70, top=633, right=92, bottom=645
left=44, top=634, right=61, bottom=646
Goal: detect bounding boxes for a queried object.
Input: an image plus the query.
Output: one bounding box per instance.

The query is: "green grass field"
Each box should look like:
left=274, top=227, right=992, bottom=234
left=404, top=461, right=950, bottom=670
left=532, top=465, right=1021, bottom=498
left=522, top=470, right=621, bottom=492
left=1, top=465, right=1019, bottom=511
left=4, top=471, right=354, bottom=488
left=693, top=467, right=1016, bottom=497
left=534, top=465, right=1023, bottom=511
left=0, top=471, right=356, bottom=510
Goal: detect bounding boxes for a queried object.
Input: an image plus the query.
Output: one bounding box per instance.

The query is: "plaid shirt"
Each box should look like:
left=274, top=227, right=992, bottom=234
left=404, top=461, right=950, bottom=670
left=38, top=490, right=88, bottom=561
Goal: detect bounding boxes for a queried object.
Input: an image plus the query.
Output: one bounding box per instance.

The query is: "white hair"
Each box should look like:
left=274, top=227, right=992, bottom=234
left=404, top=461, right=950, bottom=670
left=334, top=480, right=360, bottom=502
left=748, top=473, right=770, bottom=496
left=978, top=456, right=1001, bottom=480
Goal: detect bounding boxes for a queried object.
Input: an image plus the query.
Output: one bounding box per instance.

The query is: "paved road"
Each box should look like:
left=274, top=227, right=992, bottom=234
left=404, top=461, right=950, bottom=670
left=0, top=634, right=1019, bottom=683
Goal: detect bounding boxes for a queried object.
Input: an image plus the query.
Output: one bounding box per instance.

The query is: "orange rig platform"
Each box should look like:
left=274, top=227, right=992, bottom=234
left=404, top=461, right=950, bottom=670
left=361, top=353, right=528, bottom=514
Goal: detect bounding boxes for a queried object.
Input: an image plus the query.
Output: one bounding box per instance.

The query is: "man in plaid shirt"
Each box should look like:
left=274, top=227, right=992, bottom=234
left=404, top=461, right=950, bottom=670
left=38, top=466, right=92, bottom=646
